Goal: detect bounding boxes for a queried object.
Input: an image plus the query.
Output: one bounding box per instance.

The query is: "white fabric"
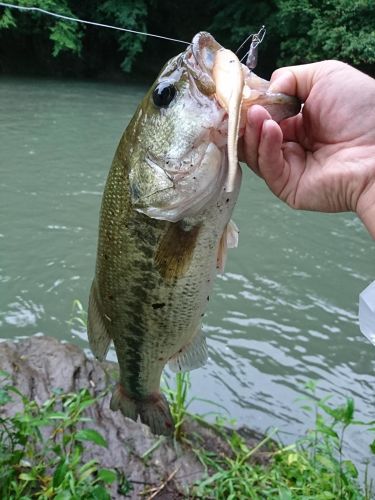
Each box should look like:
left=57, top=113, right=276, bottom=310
left=359, top=280, right=375, bottom=344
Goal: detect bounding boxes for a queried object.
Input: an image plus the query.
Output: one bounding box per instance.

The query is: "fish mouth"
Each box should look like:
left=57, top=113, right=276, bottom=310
left=191, top=32, right=221, bottom=81
left=186, top=31, right=300, bottom=122
left=186, top=32, right=301, bottom=194
left=183, top=32, right=219, bottom=97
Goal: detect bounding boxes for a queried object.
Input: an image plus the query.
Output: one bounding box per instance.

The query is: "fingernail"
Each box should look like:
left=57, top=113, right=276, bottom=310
left=262, top=119, right=275, bottom=137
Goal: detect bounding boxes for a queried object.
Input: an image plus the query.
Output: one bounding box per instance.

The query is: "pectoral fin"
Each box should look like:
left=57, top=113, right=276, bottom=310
left=87, top=280, right=111, bottom=361
left=155, top=222, right=201, bottom=282
left=168, top=329, right=208, bottom=372
left=216, top=219, right=239, bottom=273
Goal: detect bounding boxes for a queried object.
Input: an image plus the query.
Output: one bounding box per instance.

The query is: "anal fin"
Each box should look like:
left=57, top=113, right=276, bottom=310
left=87, top=280, right=111, bottom=361
left=226, top=219, right=239, bottom=249
left=216, top=219, right=239, bottom=273
left=168, top=329, right=208, bottom=373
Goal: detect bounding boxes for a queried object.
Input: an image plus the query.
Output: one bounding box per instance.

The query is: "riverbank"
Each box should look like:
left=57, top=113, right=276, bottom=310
left=0, top=336, right=272, bottom=498
left=0, top=336, right=372, bottom=499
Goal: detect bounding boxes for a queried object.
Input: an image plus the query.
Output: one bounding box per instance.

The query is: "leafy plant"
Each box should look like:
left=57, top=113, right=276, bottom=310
left=0, top=370, right=118, bottom=499
left=1, top=0, right=373, bottom=76
left=210, top=0, right=375, bottom=74
left=164, top=370, right=228, bottom=442
left=1, top=361, right=374, bottom=499
left=191, top=383, right=375, bottom=499
left=163, top=371, right=191, bottom=441
left=0, top=0, right=148, bottom=72
left=193, top=423, right=277, bottom=499
left=0, top=0, right=83, bottom=56
left=98, top=0, right=148, bottom=72
left=274, top=0, right=375, bottom=68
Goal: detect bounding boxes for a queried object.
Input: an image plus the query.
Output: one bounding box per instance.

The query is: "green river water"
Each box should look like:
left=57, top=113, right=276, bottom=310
left=1, top=77, right=374, bottom=476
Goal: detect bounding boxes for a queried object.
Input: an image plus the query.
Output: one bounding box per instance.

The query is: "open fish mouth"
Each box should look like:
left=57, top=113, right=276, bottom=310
left=186, top=31, right=300, bottom=123
left=184, top=31, right=301, bottom=143
left=182, top=32, right=301, bottom=192
left=185, top=32, right=221, bottom=96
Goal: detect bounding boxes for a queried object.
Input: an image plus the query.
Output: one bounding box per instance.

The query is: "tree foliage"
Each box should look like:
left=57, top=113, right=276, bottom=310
left=275, top=0, right=375, bottom=67
left=209, top=0, right=375, bottom=74
left=0, top=0, right=374, bottom=76
left=97, top=0, right=147, bottom=72
left=0, top=0, right=82, bottom=56
left=0, top=0, right=148, bottom=74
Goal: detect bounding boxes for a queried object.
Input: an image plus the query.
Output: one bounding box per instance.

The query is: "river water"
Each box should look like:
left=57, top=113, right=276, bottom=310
left=1, top=77, right=374, bottom=476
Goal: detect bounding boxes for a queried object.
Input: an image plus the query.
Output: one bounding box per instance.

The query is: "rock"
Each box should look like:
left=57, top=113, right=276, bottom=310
left=0, top=336, right=271, bottom=499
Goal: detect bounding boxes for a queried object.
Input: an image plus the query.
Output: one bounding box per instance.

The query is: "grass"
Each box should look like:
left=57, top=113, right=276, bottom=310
left=190, top=380, right=375, bottom=499
left=163, top=371, right=191, bottom=441
left=163, top=373, right=375, bottom=499
left=164, top=371, right=228, bottom=442
left=0, top=370, right=121, bottom=500
left=1, top=365, right=374, bottom=499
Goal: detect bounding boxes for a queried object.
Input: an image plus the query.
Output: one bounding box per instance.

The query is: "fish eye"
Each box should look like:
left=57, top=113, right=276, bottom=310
left=152, top=81, right=176, bottom=108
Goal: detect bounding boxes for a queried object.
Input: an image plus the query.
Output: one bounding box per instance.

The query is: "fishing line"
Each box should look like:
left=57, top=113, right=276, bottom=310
left=0, top=1, right=190, bottom=46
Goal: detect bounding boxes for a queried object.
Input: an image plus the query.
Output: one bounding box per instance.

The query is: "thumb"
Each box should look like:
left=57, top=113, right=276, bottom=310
left=269, top=63, right=322, bottom=103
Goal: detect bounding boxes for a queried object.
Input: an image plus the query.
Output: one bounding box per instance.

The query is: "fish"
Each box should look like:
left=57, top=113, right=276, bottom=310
left=87, top=32, right=300, bottom=436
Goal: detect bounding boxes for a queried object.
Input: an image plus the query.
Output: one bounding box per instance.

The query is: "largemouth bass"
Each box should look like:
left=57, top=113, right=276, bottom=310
left=88, top=32, right=300, bottom=436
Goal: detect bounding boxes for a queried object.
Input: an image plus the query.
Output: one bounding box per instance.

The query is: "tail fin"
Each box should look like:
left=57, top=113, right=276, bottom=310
left=110, top=384, right=174, bottom=436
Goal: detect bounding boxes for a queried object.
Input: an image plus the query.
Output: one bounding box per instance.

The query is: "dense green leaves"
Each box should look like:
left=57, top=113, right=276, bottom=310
left=0, top=372, right=117, bottom=499
left=192, top=385, right=374, bottom=499
left=98, top=0, right=147, bottom=72
left=49, top=19, right=82, bottom=57
left=275, top=0, right=375, bottom=67
left=210, top=0, right=375, bottom=73
left=0, top=0, right=146, bottom=73
left=0, top=0, right=374, bottom=76
left=0, top=7, right=16, bottom=28
left=2, top=0, right=82, bottom=55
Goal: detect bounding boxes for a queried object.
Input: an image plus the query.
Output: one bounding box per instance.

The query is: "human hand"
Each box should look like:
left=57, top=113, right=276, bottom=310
left=240, top=61, right=375, bottom=238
